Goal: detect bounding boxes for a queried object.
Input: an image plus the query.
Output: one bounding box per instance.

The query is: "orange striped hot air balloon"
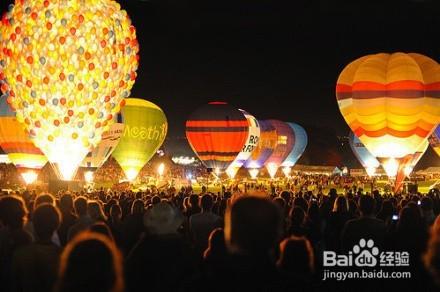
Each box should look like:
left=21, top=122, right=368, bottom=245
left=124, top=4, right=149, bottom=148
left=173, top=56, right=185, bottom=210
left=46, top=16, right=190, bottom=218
left=0, top=98, right=47, bottom=184
left=336, top=52, right=440, bottom=178
left=185, top=102, right=249, bottom=171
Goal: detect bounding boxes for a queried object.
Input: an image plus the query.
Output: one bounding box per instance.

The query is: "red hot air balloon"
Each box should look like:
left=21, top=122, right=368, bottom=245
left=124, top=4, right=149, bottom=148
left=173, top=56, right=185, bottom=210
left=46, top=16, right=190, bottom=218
left=185, top=102, right=249, bottom=171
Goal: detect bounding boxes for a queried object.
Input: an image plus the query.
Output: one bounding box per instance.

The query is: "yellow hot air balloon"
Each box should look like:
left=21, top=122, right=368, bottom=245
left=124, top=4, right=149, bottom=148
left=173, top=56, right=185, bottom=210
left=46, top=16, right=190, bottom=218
left=0, top=98, right=47, bottom=184
left=336, top=53, right=440, bottom=177
left=0, top=0, right=139, bottom=180
left=112, top=98, right=167, bottom=181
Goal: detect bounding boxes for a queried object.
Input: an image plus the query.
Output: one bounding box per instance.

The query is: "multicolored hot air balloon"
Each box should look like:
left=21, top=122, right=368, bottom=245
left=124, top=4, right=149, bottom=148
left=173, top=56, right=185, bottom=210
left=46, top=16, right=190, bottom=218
left=281, top=123, right=308, bottom=177
left=112, top=99, right=167, bottom=181
left=348, top=132, right=380, bottom=177
left=81, top=122, right=124, bottom=170
left=185, top=102, right=249, bottom=171
left=429, top=125, right=440, bottom=158
left=225, top=110, right=260, bottom=179
left=394, top=139, right=429, bottom=193
left=0, top=98, right=47, bottom=184
left=264, top=120, right=295, bottom=178
left=0, top=0, right=139, bottom=180
left=243, top=120, right=278, bottom=178
left=336, top=52, right=440, bottom=179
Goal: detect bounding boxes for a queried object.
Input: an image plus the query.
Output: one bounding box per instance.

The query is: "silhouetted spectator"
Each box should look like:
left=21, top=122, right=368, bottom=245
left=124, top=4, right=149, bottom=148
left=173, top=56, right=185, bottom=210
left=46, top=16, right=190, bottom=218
left=189, top=194, right=222, bottom=254
left=0, top=196, right=32, bottom=291
left=55, top=232, right=124, bottom=292
left=67, top=196, right=93, bottom=242
left=12, top=203, right=62, bottom=292
left=58, top=193, right=78, bottom=246
left=341, top=195, right=386, bottom=251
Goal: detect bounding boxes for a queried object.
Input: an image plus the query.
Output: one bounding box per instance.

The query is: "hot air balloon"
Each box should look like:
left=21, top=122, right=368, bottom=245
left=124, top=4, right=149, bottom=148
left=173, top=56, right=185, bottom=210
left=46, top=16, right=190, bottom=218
left=264, top=120, right=295, bottom=178
left=429, top=125, right=440, bottom=158
left=348, top=132, right=380, bottom=177
left=81, top=122, right=124, bottom=170
left=394, top=140, right=429, bottom=193
left=281, top=123, right=308, bottom=177
left=243, top=120, right=278, bottom=178
left=336, top=53, right=440, bottom=179
left=225, top=109, right=260, bottom=179
left=0, top=0, right=139, bottom=180
left=112, top=98, right=167, bottom=181
left=0, top=98, right=47, bottom=184
left=185, top=102, right=249, bottom=172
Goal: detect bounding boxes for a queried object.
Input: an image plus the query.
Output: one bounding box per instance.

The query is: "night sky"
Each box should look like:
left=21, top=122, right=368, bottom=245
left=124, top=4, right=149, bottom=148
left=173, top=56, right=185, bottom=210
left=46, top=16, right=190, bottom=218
left=1, top=0, right=440, bottom=168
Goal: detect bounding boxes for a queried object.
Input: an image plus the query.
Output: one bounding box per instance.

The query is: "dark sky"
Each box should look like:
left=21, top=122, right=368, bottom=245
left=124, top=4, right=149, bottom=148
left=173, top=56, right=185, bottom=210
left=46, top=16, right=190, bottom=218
left=2, top=0, right=440, bottom=167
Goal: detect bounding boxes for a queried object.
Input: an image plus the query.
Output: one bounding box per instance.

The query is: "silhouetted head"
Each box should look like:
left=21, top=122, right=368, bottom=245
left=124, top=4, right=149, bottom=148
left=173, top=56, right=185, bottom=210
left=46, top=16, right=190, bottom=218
left=90, top=222, right=114, bottom=241
left=33, top=203, right=61, bottom=241
left=56, top=232, right=123, bottom=292
left=277, top=236, right=315, bottom=276
left=74, top=196, right=88, bottom=216
left=333, top=196, right=348, bottom=213
left=34, top=193, right=55, bottom=209
left=358, top=195, right=375, bottom=216
left=0, top=195, right=28, bottom=229
left=203, top=228, right=227, bottom=260
left=200, top=194, right=214, bottom=211
left=225, top=196, right=282, bottom=255
left=60, top=193, right=74, bottom=213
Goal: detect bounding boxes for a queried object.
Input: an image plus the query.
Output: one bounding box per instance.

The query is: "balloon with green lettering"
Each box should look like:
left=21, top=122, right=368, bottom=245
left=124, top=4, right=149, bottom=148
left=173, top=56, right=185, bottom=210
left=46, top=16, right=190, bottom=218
left=112, top=98, right=167, bottom=181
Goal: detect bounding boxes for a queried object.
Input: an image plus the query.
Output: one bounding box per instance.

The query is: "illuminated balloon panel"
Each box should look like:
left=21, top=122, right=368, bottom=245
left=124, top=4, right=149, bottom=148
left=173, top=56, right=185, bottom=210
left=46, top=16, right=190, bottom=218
left=336, top=53, right=440, bottom=160
left=264, top=120, right=295, bottom=177
left=282, top=123, right=308, bottom=167
left=429, top=125, right=440, bottom=158
left=348, top=131, right=380, bottom=173
left=0, top=0, right=139, bottom=180
left=243, top=120, right=277, bottom=170
left=81, top=122, right=124, bottom=170
left=112, top=98, right=167, bottom=181
left=225, top=109, right=260, bottom=178
left=185, top=102, right=249, bottom=170
left=394, top=139, right=429, bottom=193
left=0, top=97, right=47, bottom=178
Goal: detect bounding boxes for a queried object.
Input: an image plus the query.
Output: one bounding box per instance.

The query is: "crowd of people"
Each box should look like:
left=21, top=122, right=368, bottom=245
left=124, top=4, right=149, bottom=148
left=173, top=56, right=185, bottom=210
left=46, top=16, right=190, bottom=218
left=1, top=185, right=440, bottom=291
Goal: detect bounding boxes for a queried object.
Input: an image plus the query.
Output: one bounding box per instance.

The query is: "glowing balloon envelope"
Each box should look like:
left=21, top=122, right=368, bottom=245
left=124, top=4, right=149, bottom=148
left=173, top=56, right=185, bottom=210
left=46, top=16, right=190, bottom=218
left=281, top=123, right=308, bottom=176
left=337, top=52, right=440, bottom=178
left=186, top=102, right=249, bottom=171
left=112, top=98, right=167, bottom=181
left=81, top=122, right=124, bottom=170
left=225, top=109, right=260, bottom=179
left=429, top=125, right=440, bottom=158
left=264, top=120, right=295, bottom=178
left=348, top=131, right=380, bottom=177
left=243, top=120, right=278, bottom=178
left=0, top=97, right=47, bottom=183
left=0, top=0, right=139, bottom=180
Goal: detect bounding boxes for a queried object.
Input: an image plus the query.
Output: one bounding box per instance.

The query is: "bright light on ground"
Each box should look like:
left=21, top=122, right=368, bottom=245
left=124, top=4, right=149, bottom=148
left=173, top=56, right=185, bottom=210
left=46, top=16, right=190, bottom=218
left=84, top=171, right=94, bottom=183
left=266, top=163, right=278, bottom=179
left=382, top=158, right=399, bottom=178
left=21, top=171, right=38, bottom=185
left=282, top=166, right=292, bottom=177
left=157, top=163, right=165, bottom=176
left=248, top=168, right=259, bottom=179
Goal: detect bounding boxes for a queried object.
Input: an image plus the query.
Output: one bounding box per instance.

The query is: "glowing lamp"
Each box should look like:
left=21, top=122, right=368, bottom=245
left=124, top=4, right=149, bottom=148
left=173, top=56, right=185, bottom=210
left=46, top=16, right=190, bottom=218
left=157, top=163, right=165, bottom=177
left=266, top=162, right=278, bottom=179
left=382, top=158, right=399, bottom=178
left=365, top=166, right=376, bottom=177
left=282, top=166, right=291, bottom=177
left=84, top=171, right=94, bottom=183
left=125, top=168, right=138, bottom=182
left=226, top=166, right=238, bottom=179
left=0, top=0, right=139, bottom=180
left=21, top=170, right=37, bottom=185
left=248, top=168, right=259, bottom=179
left=404, top=166, right=413, bottom=177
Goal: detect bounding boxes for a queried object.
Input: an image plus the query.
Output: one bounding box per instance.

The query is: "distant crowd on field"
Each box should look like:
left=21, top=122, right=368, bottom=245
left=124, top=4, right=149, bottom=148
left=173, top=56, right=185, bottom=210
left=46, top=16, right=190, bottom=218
left=1, top=185, right=440, bottom=291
